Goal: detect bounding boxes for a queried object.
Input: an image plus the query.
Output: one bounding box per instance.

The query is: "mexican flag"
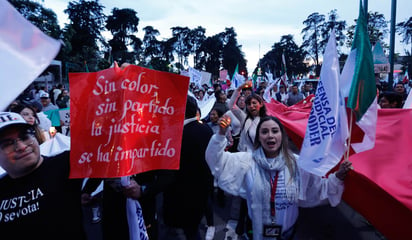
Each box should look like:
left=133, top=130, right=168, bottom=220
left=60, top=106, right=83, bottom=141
left=341, top=1, right=378, bottom=153
left=402, top=69, right=409, bottom=84
left=280, top=53, right=289, bottom=87
left=232, top=64, right=245, bottom=88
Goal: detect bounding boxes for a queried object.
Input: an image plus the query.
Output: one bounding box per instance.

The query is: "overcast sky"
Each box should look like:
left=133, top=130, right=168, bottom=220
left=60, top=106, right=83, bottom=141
left=43, top=0, right=410, bottom=73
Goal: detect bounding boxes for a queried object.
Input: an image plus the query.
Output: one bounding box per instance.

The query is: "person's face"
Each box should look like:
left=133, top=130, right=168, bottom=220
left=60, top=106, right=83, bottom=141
left=209, top=110, right=219, bottom=123
left=279, top=87, right=285, bottom=93
left=247, top=98, right=262, bottom=117
left=394, top=84, right=405, bottom=93
left=292, top=86, right=299, bottom=93
left=243, top=89, right=252, bottom=98
left=0, top=126, right=42, bottom=178
left=237, top=96, right=246, bottom=109
left=20, top=108, right=36, bottom=125
left=198, top=91, right=204, bottom=100
left=219, top=92, right=227, bottom=102
left=258, top=120, right=282, bottom=158
left=40, top=98, right=50, bottom=107
left=379, top=96, right=396, bottom=108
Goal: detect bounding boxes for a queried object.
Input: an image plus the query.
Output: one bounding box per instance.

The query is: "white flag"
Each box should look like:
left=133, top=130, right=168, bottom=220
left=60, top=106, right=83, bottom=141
left=298, top=31, right=349, bottom=176
left=263, top=80, right=276, bottom=103
left=200, top=70, right=211, bottom=87
left=403, top=89, right=412, bottom=109
left=0, top=1, right=61, bottom=110
left=233, top=72, right=245, bottom=88
left=188, top=67, right=202, bottom=87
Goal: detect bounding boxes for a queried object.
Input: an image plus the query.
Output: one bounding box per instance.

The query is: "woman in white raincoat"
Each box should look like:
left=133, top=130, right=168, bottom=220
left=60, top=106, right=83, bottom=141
left=205, top=115, right=352, bottom=240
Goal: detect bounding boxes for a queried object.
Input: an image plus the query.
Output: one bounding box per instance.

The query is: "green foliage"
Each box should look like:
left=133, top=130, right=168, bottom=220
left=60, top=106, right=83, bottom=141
left=396, top=17, right=412, bottom=55
left=171, top=27, right=192, bottom=68
left=222, top=28, right=247, bottom=78
left=260, top=35, right=309, bottom=78
left=64, top=0, right=106, bottom=71
left=301, top=12, right=325, bottom=75
left=320, top=9, right=346, bottom=53
left=346, top=11, right=389, bottom=48
left=16, top=1, right=410, bottom=81
left=9, top=0, right=62, bottom=39
left=106, top=8, right=140, bottom=64
left=189, top=26, right=207, bottom=68
left=142, top=26, right=161, bottom=64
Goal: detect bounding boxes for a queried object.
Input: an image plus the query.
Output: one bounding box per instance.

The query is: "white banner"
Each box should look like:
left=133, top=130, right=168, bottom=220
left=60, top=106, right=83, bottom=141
left=188, top=67, right=202, bottom=87
left=298, top=32, right=349, bottom=176
left=200, top=71, right=211, bottom=87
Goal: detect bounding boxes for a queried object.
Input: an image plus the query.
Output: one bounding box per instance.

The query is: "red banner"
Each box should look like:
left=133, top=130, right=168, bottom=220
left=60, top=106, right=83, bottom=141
left=69, top=64, right=189, bottom=178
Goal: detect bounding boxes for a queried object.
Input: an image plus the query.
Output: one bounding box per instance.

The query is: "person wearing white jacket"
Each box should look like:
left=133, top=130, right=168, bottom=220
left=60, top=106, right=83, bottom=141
left=205, top=115, right=352, bottom=240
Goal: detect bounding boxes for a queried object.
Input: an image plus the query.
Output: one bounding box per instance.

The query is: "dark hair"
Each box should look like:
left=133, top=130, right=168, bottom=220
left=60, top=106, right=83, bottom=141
left=10, top=102, right=46, bottom=144
left=255, top=86, right=265, bottom=95
left=10, top=103, right=40, bottom=124
left=185, top=96, right=198, bottom=119
left=253, top=116, right=297, bottom=177
left=245, top=93, right=267, bottom=119
left=210, top=107, right=224, bottom=118
left=379, top=91, right=403, bottom=108
left=214, top=90, right=226, bottom=100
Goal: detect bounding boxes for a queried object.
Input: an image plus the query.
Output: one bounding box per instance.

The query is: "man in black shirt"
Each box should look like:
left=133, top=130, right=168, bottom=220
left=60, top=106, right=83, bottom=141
left=0, top=112, right=86, bottom=239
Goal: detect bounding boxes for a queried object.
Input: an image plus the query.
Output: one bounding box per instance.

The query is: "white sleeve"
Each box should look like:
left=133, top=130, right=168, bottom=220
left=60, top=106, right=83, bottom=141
left=298, top=167, right=345, bottom=208
left=205, top=134, right=251, bottom=196
left=228, top=89, right=246, bottom=125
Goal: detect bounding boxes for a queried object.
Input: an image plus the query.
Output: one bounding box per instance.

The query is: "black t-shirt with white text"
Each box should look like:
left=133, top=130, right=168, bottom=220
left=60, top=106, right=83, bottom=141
left=0, top=151, right=85, bottom=239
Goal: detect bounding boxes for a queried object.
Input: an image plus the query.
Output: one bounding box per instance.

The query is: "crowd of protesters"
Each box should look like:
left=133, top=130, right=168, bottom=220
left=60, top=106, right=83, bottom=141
left=1, top=69, right=410, bottom=240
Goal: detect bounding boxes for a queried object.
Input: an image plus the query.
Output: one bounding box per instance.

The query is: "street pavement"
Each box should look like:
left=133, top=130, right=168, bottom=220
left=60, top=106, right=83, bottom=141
left=83, top=189, right=387, bottom=240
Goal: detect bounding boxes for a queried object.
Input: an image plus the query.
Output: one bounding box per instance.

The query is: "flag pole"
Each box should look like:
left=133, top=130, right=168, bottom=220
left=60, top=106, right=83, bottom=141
left=345, top=109, right=354, bottom=162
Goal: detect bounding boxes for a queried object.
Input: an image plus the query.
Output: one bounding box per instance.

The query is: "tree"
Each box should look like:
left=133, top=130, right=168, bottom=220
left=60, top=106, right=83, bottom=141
left=221, top=28, right=247, bottom=78
left=260, top=35, right=308, bottom=79
left=9, top=0, right=61, bottom=39
left=188, top=26, right=206, bottom=68
left=346, top=11, right=389, bottom=48
left=396, top=17, right=412, bottom=55
left=301, top=12, right=325, bottom=76
left=321, top=9, right=346, bottom=53
left=171, top=27, right=192, bottom=69
left=197, top=34, right=224, bottom=77
left=141, top=26, right=161, bottom=67
left=106, top=8, right=141, bottom=64
left=64, top=0, right=106, bottom=71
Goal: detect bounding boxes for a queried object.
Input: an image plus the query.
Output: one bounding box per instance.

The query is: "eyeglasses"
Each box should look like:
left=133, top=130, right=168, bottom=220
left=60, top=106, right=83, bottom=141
left=0, top=133, right=35, bottom=154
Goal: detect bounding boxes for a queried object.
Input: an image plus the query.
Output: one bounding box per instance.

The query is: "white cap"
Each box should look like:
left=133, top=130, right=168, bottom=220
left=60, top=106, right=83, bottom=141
left=0, top=112, right=30, bottom=132
left=40, top=92, right=50, bottom=98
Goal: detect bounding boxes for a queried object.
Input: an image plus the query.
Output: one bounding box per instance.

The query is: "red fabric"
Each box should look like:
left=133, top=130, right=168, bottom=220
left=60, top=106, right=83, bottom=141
left=69, top=65, right=189, bottom=178
left=265, top=99, right=412, bottom=239
left=344, top=109, right=412, bottom=239
left=402, top=75, right=409, bottom=84
left=265, top=96, right=313, bottom=148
